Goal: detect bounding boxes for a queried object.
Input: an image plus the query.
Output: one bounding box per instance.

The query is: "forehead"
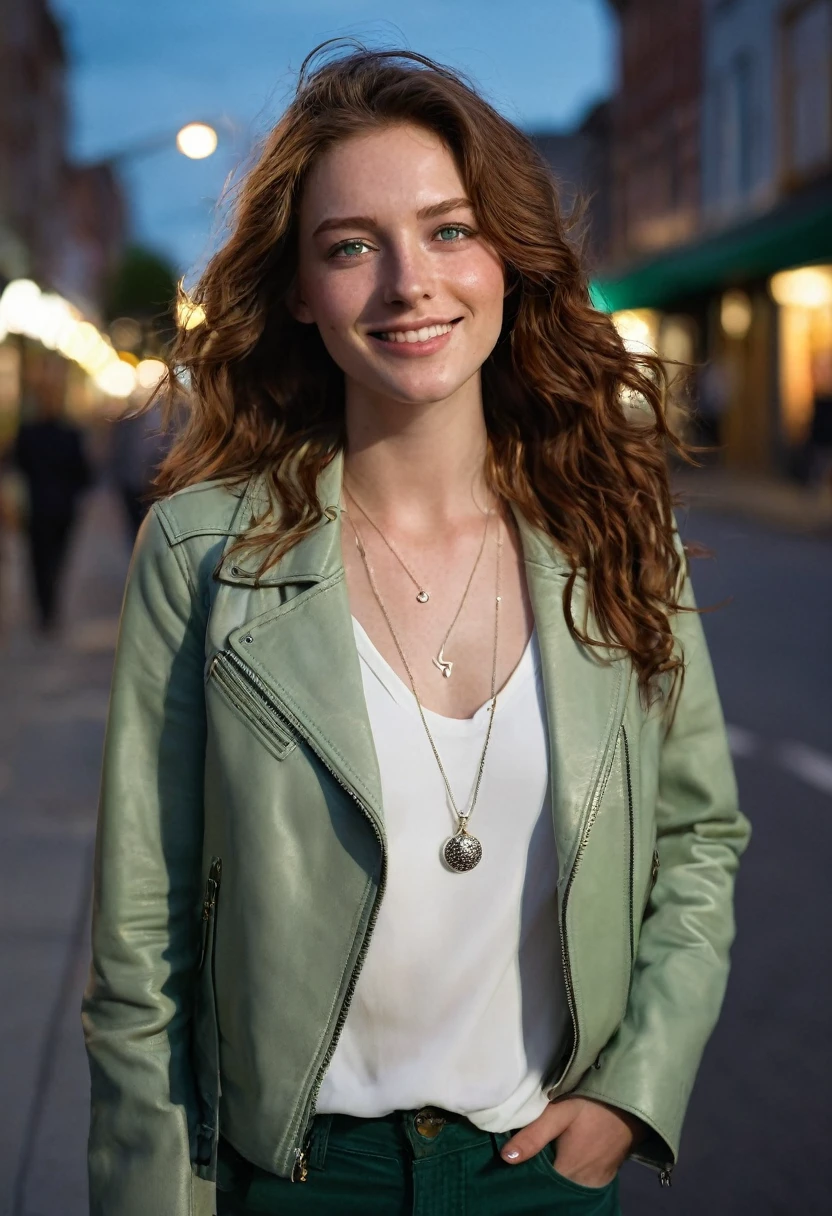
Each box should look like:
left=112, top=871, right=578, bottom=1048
left=300, top=124, right=467, bottom=225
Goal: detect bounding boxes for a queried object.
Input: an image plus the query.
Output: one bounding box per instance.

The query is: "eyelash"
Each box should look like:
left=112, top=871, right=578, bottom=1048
left=329, top=223, right=477, bottom=260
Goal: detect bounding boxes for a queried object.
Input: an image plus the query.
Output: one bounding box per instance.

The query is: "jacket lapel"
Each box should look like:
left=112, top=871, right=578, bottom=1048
left=511, top=512, right=631, bottom=879
left=223, top=453, right=386, bottom=833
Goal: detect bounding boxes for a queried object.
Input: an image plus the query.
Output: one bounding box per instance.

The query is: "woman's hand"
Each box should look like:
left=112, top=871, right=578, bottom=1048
left=500, top=1096, right=646, bottom=1187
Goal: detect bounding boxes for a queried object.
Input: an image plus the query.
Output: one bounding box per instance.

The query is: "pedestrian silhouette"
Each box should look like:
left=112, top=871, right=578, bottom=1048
left=109, top=399, right=169, bottom=542
left=12, top=397, right=93, bottom=630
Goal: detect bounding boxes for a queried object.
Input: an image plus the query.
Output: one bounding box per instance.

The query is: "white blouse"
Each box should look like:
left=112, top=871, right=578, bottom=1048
left=315, top=618, right=569, bottom=1133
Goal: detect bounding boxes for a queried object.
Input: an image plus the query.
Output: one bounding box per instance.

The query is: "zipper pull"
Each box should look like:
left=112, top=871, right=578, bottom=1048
left=291, top=1147, right=309, bottom=1183
left=202, top=857, right=223, bottom=920
left=659, top=1167, right=673, bottom=1188
left=651, top=848, right=660, bottom=889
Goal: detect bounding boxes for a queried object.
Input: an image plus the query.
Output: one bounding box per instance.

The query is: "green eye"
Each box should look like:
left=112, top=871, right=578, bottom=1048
left=333, top=239, right=371, bottom=258
left=436, top=225, right=470, bottom=242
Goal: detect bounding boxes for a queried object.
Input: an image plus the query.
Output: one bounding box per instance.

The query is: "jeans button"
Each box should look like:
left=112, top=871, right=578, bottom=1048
left=414, top=1108, right=446, bottom=1138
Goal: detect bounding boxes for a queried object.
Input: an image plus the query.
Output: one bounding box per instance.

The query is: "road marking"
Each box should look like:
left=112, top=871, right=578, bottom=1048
left=777, top=742, right=832, bottom=797
left=725, top=724, right=758, bottom=758
left=726, top=725, right=832, bottom=797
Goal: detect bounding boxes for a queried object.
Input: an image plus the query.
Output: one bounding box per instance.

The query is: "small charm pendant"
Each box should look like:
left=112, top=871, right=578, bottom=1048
left=416, top=590, right=430, bottom=604
left=443, top=824, right=483, bottom=872
left=432, top=646, right=453, bottom=679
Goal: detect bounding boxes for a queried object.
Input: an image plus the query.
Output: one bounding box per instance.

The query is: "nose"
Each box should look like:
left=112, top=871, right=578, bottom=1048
left=381, top=236, right=435, bottom=308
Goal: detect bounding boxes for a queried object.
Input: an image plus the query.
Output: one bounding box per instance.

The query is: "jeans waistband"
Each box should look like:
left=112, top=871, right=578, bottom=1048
left=310, top=1107, right=511, bottom=1169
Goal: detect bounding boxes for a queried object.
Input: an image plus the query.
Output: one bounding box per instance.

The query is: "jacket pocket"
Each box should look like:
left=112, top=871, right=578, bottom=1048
left=208, top=651, right=296, bottom=762
left=193, top=856, right=222, bottom=1180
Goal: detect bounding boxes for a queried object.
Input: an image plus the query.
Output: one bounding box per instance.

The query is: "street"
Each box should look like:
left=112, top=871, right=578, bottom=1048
left=1, top=487, right=830, bottom=1216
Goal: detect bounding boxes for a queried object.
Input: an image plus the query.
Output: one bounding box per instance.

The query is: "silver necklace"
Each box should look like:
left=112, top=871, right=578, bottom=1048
left=347, top=510, right=502, bottom=873
left=343, top=484, right=491, bottom=679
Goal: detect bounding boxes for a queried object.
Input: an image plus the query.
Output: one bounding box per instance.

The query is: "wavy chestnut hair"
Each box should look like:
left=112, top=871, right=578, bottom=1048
left=157, top=41, right=702, bottom=705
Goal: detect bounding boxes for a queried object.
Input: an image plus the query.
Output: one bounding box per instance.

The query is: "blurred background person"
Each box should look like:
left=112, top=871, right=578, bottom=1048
left=808, top=348, right=832, bottom=496
left=10, top=359, right=93, bottom=630
left=108, top=395, right=169, bottom=542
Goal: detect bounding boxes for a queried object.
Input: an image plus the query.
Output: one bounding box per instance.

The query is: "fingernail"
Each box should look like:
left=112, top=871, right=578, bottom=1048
left=503, top=1150, right=521, bottom=1161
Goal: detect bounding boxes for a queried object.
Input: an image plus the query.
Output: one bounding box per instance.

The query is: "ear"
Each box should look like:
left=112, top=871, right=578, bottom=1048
left=286, top=277, right=315, bottom=325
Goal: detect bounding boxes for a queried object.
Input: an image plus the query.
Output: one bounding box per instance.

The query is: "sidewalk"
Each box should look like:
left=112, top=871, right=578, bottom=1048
left=672, top=465, right=832, bottom=536
left=0, top=486, right=130, bottom=1216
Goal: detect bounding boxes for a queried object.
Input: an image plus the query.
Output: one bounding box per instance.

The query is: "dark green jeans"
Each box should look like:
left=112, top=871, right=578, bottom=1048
left=216, top=1107, right=621, bottom=1214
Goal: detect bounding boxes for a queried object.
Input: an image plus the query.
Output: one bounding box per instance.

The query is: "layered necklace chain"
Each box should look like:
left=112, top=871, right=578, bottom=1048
left=343, top=483, right=490, bottom=680
left=345, top=505, right=502, bottom=873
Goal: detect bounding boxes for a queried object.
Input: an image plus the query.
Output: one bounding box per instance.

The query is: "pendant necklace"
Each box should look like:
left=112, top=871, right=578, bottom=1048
left=342, top=484, right=433, bottom=604
left=347, top=508, right=502, bottom=873
left=343, top=483, right=491, bottom=679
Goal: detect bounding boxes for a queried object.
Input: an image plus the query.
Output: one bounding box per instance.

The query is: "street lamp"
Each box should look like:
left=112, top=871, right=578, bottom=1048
left=97, top=116, right=236, bottom=166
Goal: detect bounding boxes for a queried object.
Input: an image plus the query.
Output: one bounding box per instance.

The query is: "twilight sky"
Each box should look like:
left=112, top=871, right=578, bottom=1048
left=51, top=0, right=614, bottom=276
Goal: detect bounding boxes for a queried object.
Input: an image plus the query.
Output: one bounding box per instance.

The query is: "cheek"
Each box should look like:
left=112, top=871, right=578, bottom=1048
left=453, top=253, right=505, bottom=323
left=300, top=265, right=369, bottom=334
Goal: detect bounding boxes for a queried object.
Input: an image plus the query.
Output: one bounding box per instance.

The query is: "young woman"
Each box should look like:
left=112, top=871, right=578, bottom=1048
left=83, top=45, right=750, bottom=1216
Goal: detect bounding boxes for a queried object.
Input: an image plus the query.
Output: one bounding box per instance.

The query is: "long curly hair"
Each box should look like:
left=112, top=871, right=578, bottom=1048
left=157, top=41, right=701, bottom=705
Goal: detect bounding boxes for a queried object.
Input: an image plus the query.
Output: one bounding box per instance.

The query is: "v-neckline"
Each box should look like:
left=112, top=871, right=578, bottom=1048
left=351, top=615, right=540, bottom=732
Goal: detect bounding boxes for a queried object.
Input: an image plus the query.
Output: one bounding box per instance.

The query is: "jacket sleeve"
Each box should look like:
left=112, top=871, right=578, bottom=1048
left=82, top=504, right=215, bottom=1216
left=571, top=531, right=751, bottom=1173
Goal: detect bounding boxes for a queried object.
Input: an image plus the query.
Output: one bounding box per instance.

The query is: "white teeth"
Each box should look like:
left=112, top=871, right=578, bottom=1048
left=377, top=322, right=454, bottom=343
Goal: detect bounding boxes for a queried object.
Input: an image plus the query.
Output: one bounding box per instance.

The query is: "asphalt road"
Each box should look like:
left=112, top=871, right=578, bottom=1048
left=618, top=509, right=832, bottom=1216
left=1, top=492, right=829, bottom=1216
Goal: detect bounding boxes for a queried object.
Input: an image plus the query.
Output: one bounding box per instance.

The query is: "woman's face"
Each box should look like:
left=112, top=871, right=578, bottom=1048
left=292, top=123, right=505, bottom=409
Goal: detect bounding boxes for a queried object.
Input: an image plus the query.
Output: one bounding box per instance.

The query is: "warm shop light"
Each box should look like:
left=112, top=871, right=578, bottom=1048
left=0, top=278, right=43, bottom=336
left=176, top=122, right=218, bottom=160
left=770, top=266, right=832, bottom=309
left=176, top=291, right=206, bottom=330
left=136, top=357, right=167, bottom=388
left=94, top=360, right=137, bottom=398
left=720, top=290, right=753, bottom=339
left=612, top=309, right=659, bottom=355
left=0, top=278, right=143, bottom=399
left=35, top=293, right=80, bottom=349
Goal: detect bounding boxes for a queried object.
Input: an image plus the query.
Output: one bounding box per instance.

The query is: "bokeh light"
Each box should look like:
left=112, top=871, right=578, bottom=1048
left=176, top=122, right=218, bottom=160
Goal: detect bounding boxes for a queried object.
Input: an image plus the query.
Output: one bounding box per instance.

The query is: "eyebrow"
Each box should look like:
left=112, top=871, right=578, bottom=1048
left=312, top=196, right=473, bottom=238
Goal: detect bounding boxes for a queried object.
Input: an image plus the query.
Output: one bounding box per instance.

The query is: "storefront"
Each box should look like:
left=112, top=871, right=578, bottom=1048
left=592, top=174, right=832, bottom=476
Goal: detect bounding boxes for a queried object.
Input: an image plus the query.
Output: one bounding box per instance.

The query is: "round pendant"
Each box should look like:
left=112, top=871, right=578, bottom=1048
left=442, top=826, right=483, bottom=872
left=416, top=590, right=430, bottom=604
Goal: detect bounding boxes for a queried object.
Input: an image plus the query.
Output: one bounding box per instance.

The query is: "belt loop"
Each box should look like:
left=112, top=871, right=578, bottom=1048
left=309, top=1113, right=333, bottom=1171
left=491, top=1130, right=512, bottom=1157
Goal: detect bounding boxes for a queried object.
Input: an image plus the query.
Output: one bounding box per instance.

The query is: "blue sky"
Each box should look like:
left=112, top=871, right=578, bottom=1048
left=52, top=0, right=614, bottom=276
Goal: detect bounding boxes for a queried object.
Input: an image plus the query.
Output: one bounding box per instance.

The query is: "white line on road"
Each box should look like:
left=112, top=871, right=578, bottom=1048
left=725, top=724, right=758, bottom=758
left=725, top=724, right=832, bottom=798
left=777, top=742, right=832, bottom=798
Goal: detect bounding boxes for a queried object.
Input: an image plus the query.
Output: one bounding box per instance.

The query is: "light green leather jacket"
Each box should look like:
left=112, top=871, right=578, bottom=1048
left=83, top=452, right=750, bottom=1215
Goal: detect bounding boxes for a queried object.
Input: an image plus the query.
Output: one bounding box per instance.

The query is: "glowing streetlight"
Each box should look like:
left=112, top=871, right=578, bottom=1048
left=176, top=122, right=219, bottom=160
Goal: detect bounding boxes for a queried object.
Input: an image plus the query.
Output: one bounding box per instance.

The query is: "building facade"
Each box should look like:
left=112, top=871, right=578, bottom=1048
left=0, top=0, right=128, bottom=436
left=597, top=0, right=832, bottom=478
left=608, top=0, right=703, bottom=263
left=0, top=0, right=68, bottom=286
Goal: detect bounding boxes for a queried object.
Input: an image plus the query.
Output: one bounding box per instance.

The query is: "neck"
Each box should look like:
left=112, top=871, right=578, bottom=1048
left=342, top=373, right=492, bottom=526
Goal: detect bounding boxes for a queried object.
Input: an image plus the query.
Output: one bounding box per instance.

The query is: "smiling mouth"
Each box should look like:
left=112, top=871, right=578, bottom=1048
left=369, top=318, right=462, bottom=344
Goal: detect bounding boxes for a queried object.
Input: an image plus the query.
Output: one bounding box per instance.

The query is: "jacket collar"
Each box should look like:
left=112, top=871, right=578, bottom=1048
left=222, top=450, right=630, bottom=875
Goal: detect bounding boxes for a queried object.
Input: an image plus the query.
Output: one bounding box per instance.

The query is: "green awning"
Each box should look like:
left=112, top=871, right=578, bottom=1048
left=591, top=177, right=832, bottom=312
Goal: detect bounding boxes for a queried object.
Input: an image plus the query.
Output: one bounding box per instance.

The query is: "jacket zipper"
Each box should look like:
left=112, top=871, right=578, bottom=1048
left=196, top=857, right=222, bottom=1166
left=209, top=654, right=296, bottom=756
left=621, top=726, right=635, bottom=966
left=198, top=856, right=222, bottom=971
left=621, top=736, right=674, bottom=1190
left=213, top=649, right=387, bottom=1183
left=554, top=717, right=622, bottom=1088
